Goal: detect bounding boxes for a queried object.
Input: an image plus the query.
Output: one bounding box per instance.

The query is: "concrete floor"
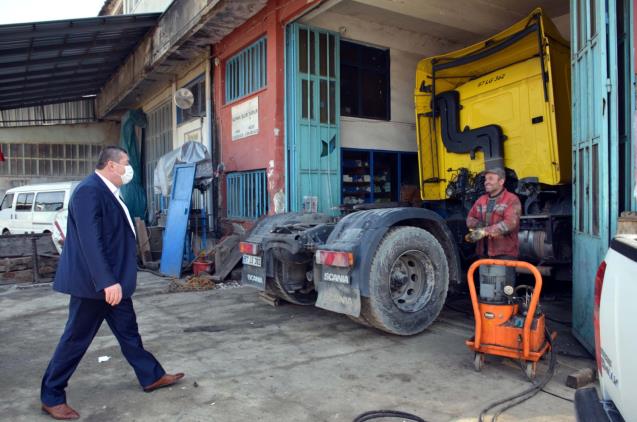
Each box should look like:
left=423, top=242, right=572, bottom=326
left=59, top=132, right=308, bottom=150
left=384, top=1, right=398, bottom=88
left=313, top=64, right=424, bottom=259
left=0, top=272, right=592, bottom=421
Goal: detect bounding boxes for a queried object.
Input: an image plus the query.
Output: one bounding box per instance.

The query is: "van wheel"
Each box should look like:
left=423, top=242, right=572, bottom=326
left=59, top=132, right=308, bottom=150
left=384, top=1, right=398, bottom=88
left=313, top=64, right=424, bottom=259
left=2, top=229, right=10, bottom=235
left=361, top=226, right=449, bottom=335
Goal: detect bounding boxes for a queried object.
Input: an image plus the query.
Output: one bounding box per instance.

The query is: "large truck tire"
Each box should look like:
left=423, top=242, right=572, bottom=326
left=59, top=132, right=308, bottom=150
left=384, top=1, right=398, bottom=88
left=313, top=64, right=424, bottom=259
left=361, top=226, right=449, bottom=335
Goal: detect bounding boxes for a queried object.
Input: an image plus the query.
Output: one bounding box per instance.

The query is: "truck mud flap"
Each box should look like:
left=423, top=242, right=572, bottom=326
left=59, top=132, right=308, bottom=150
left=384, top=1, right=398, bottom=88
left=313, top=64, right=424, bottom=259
left=241, top=262, right=267, bottom=290
left=315, top=281, right=361, bottom=317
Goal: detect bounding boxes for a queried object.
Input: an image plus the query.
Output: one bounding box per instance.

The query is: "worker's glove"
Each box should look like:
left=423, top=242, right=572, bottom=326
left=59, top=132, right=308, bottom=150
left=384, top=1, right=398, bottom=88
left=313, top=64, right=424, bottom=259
left=464, top=228, right=487, bottom=243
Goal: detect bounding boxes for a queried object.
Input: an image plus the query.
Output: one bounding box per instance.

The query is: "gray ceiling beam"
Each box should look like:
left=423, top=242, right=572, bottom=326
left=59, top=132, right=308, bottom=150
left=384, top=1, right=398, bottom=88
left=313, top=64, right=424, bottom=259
left=0, top=76, right=104, bottom=94
left=0, top=64, right=115, bottom=80
left=0, top=37, right=140, bottom=56
left=0, top=95, right=94, bottom=110
left=0, top=15, right=159, bottom=43
left=0, top=51, right=127, bottom=69
left=0, top=82, right=99, bottom=102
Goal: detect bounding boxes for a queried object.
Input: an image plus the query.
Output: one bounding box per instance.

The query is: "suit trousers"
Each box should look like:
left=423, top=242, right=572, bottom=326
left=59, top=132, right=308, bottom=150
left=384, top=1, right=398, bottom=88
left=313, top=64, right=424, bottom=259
left=41, top=296, right=165, bottom=406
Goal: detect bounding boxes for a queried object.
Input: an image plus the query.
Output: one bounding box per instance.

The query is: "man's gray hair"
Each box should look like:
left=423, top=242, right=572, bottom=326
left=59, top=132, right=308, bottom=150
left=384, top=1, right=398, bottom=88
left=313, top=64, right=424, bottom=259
left=96, top=146, right=128, bottom=170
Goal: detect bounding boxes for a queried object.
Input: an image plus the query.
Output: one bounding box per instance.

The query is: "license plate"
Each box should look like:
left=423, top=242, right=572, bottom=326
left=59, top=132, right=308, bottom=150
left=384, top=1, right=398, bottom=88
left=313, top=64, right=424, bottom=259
left=321, top=267, right=350, bottom=284
left=242, top=254, right=262, bottom=267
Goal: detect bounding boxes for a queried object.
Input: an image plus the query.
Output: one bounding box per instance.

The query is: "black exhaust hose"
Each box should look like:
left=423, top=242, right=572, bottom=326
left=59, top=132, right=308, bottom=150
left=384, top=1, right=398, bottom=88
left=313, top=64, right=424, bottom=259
left=434, top=90, right=506, bottom=170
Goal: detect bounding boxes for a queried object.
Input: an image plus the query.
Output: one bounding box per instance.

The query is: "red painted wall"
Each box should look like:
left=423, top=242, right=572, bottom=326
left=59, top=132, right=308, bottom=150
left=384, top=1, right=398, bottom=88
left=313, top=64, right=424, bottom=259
left=213, top=0, right=321, bottom=218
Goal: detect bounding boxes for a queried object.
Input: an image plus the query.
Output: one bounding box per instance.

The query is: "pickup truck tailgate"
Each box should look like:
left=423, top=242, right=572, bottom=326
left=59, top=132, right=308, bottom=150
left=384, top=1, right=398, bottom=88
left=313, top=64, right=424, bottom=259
left=599, top=235, right=637, bottom=420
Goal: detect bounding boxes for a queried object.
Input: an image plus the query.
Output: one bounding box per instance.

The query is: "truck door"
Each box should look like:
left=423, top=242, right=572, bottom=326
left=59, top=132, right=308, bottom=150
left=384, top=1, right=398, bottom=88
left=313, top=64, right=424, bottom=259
left=286, top=23, right=341, bottom=214
left=571, top=0, right=619, bottom=352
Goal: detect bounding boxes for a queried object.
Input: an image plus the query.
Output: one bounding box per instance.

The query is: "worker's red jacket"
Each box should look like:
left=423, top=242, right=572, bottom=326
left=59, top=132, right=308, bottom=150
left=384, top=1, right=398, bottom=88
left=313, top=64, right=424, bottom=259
left=466, top=188, right=522, bottom=257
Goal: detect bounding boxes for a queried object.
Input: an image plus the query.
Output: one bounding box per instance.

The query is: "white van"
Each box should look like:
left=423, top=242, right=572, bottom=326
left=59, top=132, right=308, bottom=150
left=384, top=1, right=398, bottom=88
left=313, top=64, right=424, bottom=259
left=0, top=181, right=80, bottom=236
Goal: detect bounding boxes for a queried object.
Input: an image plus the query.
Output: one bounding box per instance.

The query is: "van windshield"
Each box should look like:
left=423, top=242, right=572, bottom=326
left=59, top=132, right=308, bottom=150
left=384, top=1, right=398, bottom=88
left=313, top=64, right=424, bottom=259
left=0, top=194, right=13, bottom=210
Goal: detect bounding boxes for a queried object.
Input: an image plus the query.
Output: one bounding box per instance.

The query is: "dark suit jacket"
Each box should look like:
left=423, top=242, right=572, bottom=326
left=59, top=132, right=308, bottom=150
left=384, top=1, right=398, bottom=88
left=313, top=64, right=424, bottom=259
left=53, top=173, right=137, bottom=299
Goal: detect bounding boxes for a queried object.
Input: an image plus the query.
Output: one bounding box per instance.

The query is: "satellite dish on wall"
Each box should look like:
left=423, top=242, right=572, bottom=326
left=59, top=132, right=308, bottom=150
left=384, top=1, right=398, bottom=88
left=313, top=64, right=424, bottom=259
left=175, top=88, right=194, bottom=109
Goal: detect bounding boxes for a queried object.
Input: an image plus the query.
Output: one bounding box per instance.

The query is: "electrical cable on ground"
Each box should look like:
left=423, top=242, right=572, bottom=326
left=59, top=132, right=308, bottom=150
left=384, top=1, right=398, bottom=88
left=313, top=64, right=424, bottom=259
left=352, top=410, right=426, bottom=422
left=540, top=388, right=574, bottom=403
left=351, top=328, right=559, bottom=422
left=477, top=326, right=557, bottom=422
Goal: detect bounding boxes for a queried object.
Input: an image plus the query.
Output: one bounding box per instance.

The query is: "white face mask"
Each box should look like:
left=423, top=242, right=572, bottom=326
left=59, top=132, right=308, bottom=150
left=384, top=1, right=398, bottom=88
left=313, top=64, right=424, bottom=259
left=118, top=164, right=134, bottom=185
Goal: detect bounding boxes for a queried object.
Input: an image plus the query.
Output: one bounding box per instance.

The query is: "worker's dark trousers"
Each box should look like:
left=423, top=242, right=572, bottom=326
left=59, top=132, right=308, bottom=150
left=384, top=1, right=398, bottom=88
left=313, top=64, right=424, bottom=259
left=41, top=296, right=165, bottom=406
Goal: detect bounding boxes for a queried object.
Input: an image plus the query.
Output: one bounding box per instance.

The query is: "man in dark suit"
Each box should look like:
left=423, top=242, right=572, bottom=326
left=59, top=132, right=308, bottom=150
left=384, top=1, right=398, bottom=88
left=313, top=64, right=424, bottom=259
left=41, top=146, right=184, bottom=420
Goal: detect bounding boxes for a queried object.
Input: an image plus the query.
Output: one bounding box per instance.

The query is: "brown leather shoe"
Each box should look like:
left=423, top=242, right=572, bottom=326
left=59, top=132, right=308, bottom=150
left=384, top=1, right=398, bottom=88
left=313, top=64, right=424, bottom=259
left=143, top=372, right=184, bottom=392
left=41, top=403, right=80, bottom=420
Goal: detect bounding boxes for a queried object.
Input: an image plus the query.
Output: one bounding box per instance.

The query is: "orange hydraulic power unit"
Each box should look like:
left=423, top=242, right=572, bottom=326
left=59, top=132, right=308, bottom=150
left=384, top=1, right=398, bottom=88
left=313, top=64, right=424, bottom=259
left=465, top=259, right=556, bottom=379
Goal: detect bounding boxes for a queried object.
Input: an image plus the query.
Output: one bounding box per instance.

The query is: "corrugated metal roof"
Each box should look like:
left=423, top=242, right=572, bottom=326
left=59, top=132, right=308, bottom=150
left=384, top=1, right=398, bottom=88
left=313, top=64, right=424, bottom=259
left=0, top=99, right=96, bottom=127
left=0, top=13, right=160, bottom=110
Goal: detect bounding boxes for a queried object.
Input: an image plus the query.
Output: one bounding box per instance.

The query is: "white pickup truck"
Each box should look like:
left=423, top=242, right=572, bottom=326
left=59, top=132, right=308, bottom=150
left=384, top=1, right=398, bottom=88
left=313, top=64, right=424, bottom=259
left=575, top=233, right=637, bottom=421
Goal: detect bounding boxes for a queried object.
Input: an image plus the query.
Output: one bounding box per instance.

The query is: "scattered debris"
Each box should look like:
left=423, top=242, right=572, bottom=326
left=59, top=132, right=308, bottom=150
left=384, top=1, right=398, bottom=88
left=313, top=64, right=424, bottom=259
left=258, top=292, right=284, bottom=307
left=166, top=275, right=242, bottom=293
left=215, top=280, right=242, bottom=289
left=566, top=367, right=597, bottom=389
left=168, top=274, right=216, bottom=292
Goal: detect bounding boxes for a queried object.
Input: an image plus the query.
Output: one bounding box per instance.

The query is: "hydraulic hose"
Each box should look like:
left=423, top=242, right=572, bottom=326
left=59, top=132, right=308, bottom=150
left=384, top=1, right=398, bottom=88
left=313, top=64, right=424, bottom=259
left=478, top=326, right=557, bottom=422
left=352, top=327, right=556, bottom=422
left=352, top=410, right=426, bottom=422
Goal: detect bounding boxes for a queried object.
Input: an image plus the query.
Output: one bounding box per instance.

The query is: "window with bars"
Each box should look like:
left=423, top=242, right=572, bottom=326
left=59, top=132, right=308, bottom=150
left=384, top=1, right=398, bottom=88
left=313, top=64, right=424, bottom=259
left=225, top=37, right=267, bottom=104
left=144, top=102, right=173, bottom=221
left=226, top=170, right=268, bottom=219
left=0, top=143, right=101, bottom=177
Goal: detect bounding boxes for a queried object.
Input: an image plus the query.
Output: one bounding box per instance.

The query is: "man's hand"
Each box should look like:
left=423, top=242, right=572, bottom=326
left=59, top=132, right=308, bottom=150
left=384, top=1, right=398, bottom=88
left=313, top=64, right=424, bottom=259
left=464, top=228, right=487, bottom=243
left=104, top=283, right=123, bottom=306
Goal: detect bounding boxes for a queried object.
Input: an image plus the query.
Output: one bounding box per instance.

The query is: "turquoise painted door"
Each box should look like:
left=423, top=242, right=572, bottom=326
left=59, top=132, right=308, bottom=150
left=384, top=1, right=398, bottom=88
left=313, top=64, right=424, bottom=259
left=286, top=24, right=340, bottom=214
left=571, top=0, right=618, bottom=352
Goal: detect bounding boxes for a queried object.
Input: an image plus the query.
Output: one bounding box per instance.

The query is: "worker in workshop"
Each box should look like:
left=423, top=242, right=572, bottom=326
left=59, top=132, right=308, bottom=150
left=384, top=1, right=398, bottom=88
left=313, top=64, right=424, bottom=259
left=465, top=167, right=522, bottom=260
left=40, top=146, right=184, bottom=421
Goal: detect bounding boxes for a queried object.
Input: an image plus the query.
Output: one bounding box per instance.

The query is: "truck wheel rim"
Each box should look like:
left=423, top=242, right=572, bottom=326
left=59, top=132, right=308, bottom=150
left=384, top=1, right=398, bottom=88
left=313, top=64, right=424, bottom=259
left=389, top=249, right=435, bottom=312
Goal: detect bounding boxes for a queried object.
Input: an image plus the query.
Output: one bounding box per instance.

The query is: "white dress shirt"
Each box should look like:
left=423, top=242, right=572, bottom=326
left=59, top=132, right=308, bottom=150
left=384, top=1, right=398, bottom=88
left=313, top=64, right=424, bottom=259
left=95, top=171, right=136, bottom=237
